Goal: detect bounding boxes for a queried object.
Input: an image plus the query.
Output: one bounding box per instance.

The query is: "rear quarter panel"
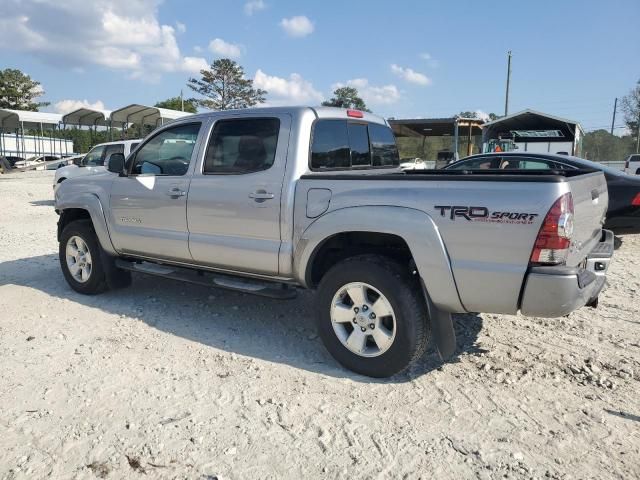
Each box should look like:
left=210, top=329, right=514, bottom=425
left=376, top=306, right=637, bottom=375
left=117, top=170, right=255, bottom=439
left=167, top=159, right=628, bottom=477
left=293, top=176, right=569, bottom=314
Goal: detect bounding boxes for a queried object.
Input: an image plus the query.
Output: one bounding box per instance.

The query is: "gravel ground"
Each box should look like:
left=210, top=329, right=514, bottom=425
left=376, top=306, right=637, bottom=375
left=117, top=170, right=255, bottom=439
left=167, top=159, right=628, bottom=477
left=1, top=171, right=639, bottom=480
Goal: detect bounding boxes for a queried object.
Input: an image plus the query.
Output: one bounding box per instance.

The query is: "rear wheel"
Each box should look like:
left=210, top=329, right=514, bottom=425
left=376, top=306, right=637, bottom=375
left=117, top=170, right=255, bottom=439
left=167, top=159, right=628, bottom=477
left=315, top=255, right=430, bottom=377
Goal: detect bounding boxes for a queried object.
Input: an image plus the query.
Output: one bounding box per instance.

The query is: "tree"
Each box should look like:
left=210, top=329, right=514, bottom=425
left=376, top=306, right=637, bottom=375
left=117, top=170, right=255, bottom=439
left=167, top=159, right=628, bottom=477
left=456, top=111, right=500, bottom=121
left=0, top=68, right=50, bottom=111
left=621, top=79, right=640, bottom=150
left=155, top=96, right=198, bottom=113
left=187, top=59, right=266, bottom=110
left=322, top=87, right=369, bottom=111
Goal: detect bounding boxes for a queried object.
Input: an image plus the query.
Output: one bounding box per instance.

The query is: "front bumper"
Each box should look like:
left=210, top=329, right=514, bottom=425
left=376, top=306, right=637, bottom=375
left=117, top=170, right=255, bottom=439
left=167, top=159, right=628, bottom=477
left=519, top=229, right=614, bottom=317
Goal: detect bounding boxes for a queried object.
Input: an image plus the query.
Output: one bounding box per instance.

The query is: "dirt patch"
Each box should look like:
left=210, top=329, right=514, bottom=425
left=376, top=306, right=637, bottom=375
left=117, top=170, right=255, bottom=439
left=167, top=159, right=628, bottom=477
left=1, top=171, right=639, bottom=479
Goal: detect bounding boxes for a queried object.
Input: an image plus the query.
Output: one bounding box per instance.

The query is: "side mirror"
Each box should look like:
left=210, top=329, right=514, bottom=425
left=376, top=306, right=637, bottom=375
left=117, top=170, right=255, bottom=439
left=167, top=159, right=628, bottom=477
left=73, top=157, right=82, bottom=166
left=107, top=153, right=126, bottom=175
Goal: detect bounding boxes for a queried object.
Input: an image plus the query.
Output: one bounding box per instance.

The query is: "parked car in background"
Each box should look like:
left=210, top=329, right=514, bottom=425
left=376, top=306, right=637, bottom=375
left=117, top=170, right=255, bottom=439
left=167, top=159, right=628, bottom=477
left=625, top=154, right=640, bottom=175
left=3, top=156, right=25, bottom=167
left=445, top=152, right=640, bottom=234
left=54, top=107, right=614, bottom=377
left=53, top=140, right=141, bottom=191
left=46, top=156, right=79, bottom=170
left=14, top=155, right=60, bottom=168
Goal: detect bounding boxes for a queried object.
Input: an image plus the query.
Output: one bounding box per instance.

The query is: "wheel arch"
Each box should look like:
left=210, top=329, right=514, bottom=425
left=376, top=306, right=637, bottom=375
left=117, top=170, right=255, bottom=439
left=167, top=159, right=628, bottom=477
left=294, top=206, right=465, bottom=313
left=57, top=194, right=117, bottom=255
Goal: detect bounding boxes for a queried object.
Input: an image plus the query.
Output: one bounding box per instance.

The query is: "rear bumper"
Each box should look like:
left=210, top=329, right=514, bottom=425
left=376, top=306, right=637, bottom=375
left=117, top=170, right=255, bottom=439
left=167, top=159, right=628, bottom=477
left=519, top=229, right=614, bottom=317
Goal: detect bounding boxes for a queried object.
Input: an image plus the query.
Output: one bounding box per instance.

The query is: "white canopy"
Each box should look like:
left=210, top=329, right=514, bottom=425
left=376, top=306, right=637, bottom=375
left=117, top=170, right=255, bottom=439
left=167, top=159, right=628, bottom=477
left=62, top=108, right=112, bottom=127
left=0, top=109, right=62, bottom=130
left=110, top=104, right=192, bottom=128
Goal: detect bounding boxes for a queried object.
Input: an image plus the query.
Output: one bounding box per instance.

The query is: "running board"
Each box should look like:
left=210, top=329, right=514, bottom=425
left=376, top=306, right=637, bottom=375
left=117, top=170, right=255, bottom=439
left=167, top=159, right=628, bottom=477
left=115, top=259, right=297, bottom=299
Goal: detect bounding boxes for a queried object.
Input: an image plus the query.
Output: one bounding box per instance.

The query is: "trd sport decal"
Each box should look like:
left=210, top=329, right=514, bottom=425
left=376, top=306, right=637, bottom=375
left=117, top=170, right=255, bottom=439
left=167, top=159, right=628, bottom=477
left=434, top=206, right=538, bottom=224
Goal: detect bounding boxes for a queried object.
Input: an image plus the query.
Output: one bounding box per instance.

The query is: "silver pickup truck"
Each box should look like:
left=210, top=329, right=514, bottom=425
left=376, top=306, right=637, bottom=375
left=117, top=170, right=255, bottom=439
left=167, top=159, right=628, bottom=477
left=54, top=107, right=614, bottom=377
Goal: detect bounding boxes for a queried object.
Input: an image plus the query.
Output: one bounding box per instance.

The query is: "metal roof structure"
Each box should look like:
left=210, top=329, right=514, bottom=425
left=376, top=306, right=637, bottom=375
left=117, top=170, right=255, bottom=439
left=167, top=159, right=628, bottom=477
left=482, top=109, right=584, bottom=140
left=0, top=109, right=63, bottom=130
left=110, top=104, right=192, bottom=128
left=389, top=117, right=485, bottom=138
left=62, top=108, right=112, bottom=127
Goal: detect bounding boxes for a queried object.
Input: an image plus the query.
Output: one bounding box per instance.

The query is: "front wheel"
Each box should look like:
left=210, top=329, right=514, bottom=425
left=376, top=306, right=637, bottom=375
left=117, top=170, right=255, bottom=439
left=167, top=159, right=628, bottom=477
left=315, top=255, right=430, bottom=377
left=59, top=220, right=108, bottom=295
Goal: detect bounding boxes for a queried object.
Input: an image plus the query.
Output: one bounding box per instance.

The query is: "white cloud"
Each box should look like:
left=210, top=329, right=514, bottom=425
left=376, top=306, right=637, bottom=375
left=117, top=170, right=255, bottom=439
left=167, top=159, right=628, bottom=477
left=419, top=52, right=439, bottom=68
left=175, top=21, right=186, bottom=33
left=390, top=64, right=431, bottom=86
left=280, top=16, right=314, bottom=37
left=254, top=69, right=323, bottom=105
left=181, top=56, right=208, bottom=73
left=53, top=99, right=105, bottom=114
left=208, top=38, right=242, bottom=58
left=244, top=0, right=266, bottom=15
left=332, top=79, right=401, bottom=106
left=0, top=0, right=208, bottom=80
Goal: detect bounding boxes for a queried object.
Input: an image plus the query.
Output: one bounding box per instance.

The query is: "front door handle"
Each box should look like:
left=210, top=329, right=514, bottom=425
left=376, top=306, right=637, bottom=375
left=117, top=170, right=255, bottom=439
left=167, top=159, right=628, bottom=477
left=167, top=187, right=186, bottom=197
left=249, top=191, right=275, bottom=201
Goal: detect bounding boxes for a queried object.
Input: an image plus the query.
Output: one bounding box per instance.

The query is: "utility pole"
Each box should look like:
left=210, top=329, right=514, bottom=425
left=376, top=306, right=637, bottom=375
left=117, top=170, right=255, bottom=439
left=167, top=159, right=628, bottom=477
left=610, top=98, right=617, bottom=135
left=180, top=89, right=184, bottom=112
left=636, top=110, right=640, bottom=153
left=504, top=50, right=512, bottom=116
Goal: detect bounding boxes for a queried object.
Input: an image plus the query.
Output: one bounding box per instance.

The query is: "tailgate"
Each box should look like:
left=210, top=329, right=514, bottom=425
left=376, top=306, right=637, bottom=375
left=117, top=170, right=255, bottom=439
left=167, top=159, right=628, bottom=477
left=565, top=171, right=608, bottom=266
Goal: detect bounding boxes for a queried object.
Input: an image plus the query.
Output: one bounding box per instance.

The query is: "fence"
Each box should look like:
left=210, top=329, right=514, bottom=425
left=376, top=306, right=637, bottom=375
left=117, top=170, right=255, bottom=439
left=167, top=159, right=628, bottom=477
left=1, top=133, right=74, bottom=158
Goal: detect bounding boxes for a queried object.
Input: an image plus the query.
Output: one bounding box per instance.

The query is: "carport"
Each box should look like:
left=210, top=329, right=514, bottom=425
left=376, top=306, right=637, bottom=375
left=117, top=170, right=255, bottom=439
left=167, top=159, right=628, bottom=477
left=0, top=109, right=67, bottom=158
left=62, top=107, right=114, bottom=143
left=482, top=109, right=584, bottom=156
left=389, top=117, right=485, bottom=167
left=110, top=104, right=192, bottom=137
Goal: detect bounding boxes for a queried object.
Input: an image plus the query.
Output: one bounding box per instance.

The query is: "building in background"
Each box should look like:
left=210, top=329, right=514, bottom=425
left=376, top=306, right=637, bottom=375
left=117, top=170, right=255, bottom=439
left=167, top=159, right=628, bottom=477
left=482, top=109, right=584, bottom=156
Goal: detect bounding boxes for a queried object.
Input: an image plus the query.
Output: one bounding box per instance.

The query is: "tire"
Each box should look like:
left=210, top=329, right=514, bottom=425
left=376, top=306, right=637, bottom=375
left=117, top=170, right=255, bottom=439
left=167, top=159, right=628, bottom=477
left=315, top=254, right=430, bottom=377
left=59, top=219, right=109, bottom=295
left=636, top=167, right=640, bottom=175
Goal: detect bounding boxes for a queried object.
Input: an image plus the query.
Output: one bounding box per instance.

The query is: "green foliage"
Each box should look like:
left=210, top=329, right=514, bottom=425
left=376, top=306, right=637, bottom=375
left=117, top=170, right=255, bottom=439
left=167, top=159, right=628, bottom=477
left=187, top=59, right=266, bottom=110
left=154, top=96, right=197, bottom=114
left=456, top=111, right=500, bottom=121
left=0, top=68, right=50, bottom=111
left=582, top=130, right=636, bottom=162
left=322, top=87, right=370, bottom=112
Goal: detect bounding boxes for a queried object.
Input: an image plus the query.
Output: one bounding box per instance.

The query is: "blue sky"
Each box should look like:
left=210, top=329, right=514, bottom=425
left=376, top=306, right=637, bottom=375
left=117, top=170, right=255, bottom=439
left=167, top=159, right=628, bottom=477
left=1, top=0, right=638, bottom=132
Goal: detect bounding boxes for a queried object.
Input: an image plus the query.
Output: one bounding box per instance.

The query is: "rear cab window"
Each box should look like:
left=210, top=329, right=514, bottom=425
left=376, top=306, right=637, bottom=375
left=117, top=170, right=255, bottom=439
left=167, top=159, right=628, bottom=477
left=310, top=119, right=399, bottom=170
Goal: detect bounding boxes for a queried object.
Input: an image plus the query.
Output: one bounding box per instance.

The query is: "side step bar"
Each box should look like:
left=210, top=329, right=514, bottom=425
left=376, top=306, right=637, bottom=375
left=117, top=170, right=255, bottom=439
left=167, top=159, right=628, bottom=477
left=115, top=259, right=297, bottom=300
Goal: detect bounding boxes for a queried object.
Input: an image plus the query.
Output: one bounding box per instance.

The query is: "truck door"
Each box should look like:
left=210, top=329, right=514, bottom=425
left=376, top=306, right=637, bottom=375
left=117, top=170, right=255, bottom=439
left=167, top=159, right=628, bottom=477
left=187, top=114, right=291, bottom=275
left=108, top=122, right=203, bottom=261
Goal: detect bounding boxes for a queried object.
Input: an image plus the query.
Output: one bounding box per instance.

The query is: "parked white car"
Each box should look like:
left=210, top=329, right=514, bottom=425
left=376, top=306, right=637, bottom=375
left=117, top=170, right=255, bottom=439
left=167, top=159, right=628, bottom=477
left=14, top=155, right=60, bottom=169
left=53, top=139, right=141, bottom=191
left=624, top=154, right=640, bottom=175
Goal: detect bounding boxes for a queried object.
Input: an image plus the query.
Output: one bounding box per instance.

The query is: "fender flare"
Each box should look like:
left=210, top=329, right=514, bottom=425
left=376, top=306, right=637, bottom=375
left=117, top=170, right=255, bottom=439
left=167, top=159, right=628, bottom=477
left=57, top=194, right=117, bottom=256
left=293, top=205, right=465, bottom=313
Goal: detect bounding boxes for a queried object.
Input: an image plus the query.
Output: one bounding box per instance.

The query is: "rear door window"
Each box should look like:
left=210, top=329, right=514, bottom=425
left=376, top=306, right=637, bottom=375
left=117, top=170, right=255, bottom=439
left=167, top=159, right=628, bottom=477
left=310, top=120, right=399, bottom=170
left=203, top=118, right=280, bottom=174
left=448, top=157, right=498, bottom=170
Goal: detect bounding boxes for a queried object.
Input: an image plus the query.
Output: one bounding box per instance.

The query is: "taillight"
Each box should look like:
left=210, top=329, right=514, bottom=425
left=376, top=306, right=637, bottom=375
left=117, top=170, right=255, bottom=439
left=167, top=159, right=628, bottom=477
left=347, top=109, right=364, bottom=118
left=530, top=193, right=574, bottom=265
left=632, top=192, right=640, bottom=206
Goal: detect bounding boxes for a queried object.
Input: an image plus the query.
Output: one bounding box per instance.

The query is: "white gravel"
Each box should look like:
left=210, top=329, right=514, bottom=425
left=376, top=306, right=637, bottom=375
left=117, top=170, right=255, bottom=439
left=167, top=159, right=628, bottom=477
left=1, top=171, right=639, bottom=479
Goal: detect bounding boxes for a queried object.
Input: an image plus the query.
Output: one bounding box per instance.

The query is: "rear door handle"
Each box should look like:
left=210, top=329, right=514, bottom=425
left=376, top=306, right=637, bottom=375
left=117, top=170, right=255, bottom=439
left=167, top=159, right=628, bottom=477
left=249, top=191, right=275, bottom=201
left=167, top=187, right=186, bottom=197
